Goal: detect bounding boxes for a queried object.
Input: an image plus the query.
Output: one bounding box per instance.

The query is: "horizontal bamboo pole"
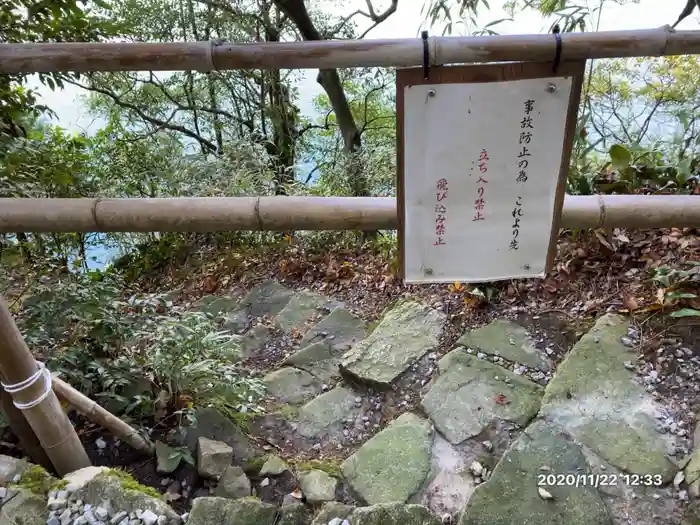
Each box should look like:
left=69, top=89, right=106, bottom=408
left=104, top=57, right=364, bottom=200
left=0, top=28, right=698, bottom=73
left=1, top=195, right=699, bottom=232
left=52, top=375, right=155, bottom=456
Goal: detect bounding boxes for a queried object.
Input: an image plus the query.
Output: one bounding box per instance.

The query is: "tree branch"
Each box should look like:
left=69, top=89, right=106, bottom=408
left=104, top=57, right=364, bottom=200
left=62, top=76, right=218, bottom=153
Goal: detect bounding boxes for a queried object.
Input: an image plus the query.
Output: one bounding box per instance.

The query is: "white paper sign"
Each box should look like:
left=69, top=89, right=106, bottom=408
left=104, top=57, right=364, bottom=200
left=402, top=76, right=573, bottom=284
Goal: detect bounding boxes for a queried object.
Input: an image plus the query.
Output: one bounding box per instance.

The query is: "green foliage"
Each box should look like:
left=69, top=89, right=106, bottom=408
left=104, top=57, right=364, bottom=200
left=17, top=270, right=265, bottom=428
left=142, top=309, right=266, bottom=422
left=167, top=445, right=195, bottom=467
left=0, top=0, right=119, bottom=144
left=422, top=0, right=512, bottom=35
left=651, top=262, right=700, bottom=318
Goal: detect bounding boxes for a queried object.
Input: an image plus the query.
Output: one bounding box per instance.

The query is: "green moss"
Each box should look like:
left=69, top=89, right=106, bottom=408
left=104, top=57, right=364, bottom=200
left=103, top=469, right=160, bottom=498
left=51, top=479, right=68, bottom=491
left=244, top=455, right=267, bottom=475
left=10, top=464, right=55, bottom=495
left=294, top=459, right=342, bottom=477
left=274, top=404, right=300, bottom=420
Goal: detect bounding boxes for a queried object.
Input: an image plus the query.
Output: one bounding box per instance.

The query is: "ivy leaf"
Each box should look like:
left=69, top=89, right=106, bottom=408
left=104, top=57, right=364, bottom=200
left=609, top=144, right=632, bottom=170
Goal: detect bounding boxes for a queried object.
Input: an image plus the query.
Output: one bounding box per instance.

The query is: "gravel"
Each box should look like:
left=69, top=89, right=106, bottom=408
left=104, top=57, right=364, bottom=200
left=39, top=492, right=188, bottom=525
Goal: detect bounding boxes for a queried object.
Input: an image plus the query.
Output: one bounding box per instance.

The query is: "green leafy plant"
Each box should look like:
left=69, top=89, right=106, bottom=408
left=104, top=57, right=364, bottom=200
left=138, top=310, right=266, bottom=423
left=651, top=262, right=700, bottom=317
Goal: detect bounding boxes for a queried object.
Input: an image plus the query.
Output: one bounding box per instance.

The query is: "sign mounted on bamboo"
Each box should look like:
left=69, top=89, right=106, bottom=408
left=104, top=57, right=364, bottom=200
left=397, top=60, right=585, bottom=284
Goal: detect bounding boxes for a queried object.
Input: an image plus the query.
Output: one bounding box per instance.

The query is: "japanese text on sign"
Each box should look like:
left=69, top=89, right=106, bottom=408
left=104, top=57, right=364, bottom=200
left=511, top=99, right=536, bottom=251
left=400, top=70, right=579, bottom=283
left=435, top=178, right=448, bottom=246
left=473, top=149, right=489, bottom=222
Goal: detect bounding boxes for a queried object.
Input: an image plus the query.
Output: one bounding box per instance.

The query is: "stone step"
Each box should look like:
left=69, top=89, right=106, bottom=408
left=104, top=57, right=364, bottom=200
left=340, top=300, right=445, bottom=386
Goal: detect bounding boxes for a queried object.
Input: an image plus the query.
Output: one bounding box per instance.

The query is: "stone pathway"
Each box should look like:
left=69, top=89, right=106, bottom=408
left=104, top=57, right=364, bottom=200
left=5, top=279, right=700, bottom=525
left=175, top=280, right=700, bottom=524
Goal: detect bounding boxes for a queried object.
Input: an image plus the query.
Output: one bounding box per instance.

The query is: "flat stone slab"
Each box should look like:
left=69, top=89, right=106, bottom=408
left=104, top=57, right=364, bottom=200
left=285, top=308, right=367, bottom=383
left=460, top=420, right=612, bottom=525
left=283, top=341, right=340, bottom=383
left=194, top=295, right=239, bottom=317
left=421, top=348, right=543, bottom=444
left=263, top=367, right=322, bottom=405
left=540, top=313, right=677, bottom=482
left=296, top=386, right=361, bottom=439
left=341, top=412, right=433, bottom=505
left=298, top=307, right=366, bottom=353
left=350, top=503, right=441, bottom=525
left=457, top=319, right=550, bottom=371
left=188, top=497, right=277, bottom=525
left=341, top=300, right=444, bottom=385
left=274, top=290, right=341, bottom=333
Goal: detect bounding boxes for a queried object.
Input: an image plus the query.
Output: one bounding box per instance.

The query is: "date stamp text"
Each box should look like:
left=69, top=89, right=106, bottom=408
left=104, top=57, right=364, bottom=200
left=537, top=473, right=663, bottom=488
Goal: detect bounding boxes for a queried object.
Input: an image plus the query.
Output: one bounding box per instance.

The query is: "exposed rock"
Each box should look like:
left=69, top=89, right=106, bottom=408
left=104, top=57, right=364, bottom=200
left=214, top=466, right=251, bottom=499
left=274, top=290, right=341, bottom=333
left=457, top=319, right=551, bottom=371
left=0, top=455, right=31, bottom=484
left=187, top=497, right=277, bottom=525
left=0, top=488, right=45, bottom=525
left=296, top=386, right=361, bottom=439
left=62, top=466, right=110, bottom=492
left=685, top=448, right=700, bottom=499
left=342, top=412, right=433, bottom=504
left=73, top=472, right=180, bottom=522
left=421, top=348, right=543, bottom=444
left=260, top=455, right=289, bottom=476
left=220, top=281, right=293, bottom=333
left=282, top=342, right=342, bottom=383
left=310, top=502, right=355, bottom=525
left=282, top=309, right=366, bottom=384
left=241, top=280, right=294, bottom=317
left=350, top=503, right=441, bottom=525
left=341, top=301, right=444, bottom=385
left=183, top=407, right=256, bottom=464
left=197, top=438, right=233, bottom=479
left=417, top=434, right=476, bottom=516
left=222, top=310, right=249, bottom=334
left=298, top=308, right=366, bottom=354
left=155, top=440, right=182, bottom=474
left=263, top=368, right=322, bottom=405
left=240, top=325, right=274, bottom=357
left=460, top=420, right=611, bottom=525
left=277, top=503, right=312, bottom=525
left=195, top=295, right=239, bottom=317
left=540, top=313, right=677, bottom=482
left=297, top=469, right=337, bottom=503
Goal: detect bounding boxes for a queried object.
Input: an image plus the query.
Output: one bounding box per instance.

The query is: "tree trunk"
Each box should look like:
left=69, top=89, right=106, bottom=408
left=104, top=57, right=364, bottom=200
left=273, top=0, right=369, bottom=198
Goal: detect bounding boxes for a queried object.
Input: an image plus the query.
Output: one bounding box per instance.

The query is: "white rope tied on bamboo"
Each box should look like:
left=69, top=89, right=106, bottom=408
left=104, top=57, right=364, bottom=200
left=1, top=361, right=53, bottom=410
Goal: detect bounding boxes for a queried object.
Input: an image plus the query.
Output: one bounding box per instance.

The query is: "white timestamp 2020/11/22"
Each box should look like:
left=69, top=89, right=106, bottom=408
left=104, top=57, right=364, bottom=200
left=537, top=473, right=664, bottom=488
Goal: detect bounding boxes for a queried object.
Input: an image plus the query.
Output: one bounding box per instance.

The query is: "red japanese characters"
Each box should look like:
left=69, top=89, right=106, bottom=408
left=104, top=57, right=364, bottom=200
left=473, top=149, right=489, bottom=222
left=434, top=178, right=448, bottom=246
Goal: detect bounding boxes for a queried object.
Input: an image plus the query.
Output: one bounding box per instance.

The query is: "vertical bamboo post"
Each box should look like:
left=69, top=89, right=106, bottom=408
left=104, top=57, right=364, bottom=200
left=0, top=296, right=90, bottom=475
left=0, top=388, right=53, bottom=470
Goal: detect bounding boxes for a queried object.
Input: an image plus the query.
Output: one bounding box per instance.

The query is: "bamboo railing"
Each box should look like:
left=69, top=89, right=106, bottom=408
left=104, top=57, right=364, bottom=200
left=1, top=195, right=699, bottom=233
left=0, top=28, right=698, bottom=73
